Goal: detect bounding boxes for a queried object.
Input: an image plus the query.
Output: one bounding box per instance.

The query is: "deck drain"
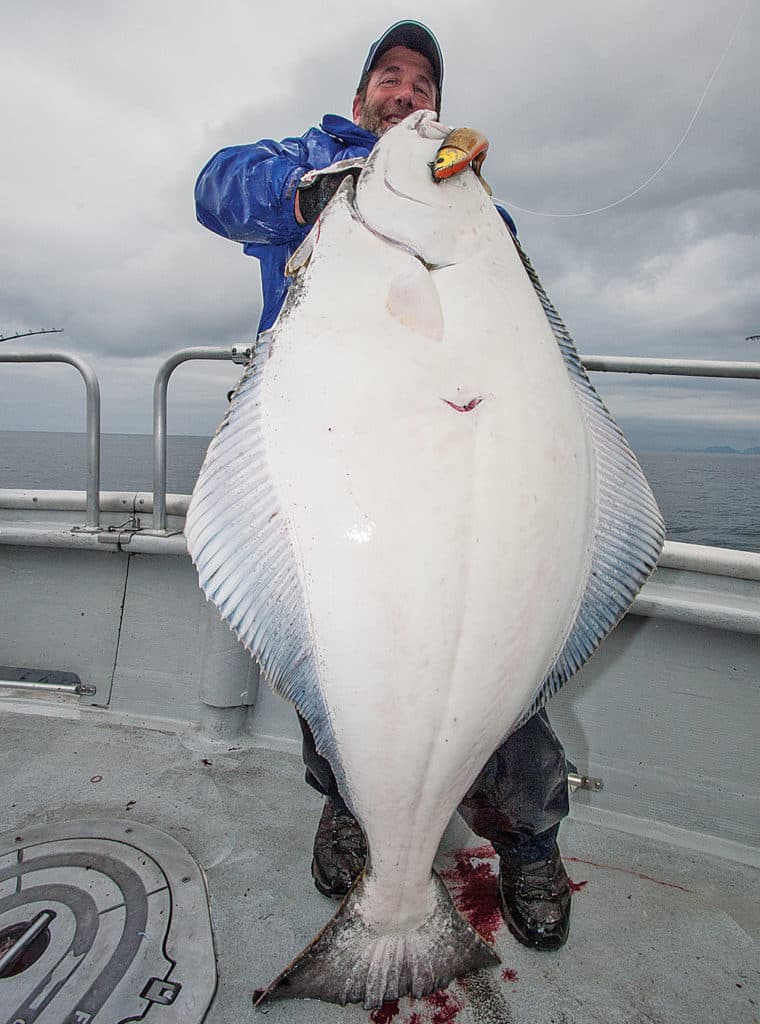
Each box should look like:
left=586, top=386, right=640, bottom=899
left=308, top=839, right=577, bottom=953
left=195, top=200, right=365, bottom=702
left=0, top=819, right=217, bottom=1023
left=0, top=912, right=54, bottom=978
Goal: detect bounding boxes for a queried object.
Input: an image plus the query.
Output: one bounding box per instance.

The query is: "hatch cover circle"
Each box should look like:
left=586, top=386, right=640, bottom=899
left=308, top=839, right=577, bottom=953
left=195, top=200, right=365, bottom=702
left=0, top=918, right=53, bottom=977
left=0, top=819, right=217, bottom=1023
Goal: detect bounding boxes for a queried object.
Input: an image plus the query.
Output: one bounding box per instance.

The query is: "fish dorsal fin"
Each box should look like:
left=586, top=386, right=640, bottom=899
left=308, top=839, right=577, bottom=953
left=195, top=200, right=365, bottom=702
left=386, top=260, right=444, bottom=342
left=185, top=337, right=346, bottom=797
left=513, top=239, right=665, bottom=727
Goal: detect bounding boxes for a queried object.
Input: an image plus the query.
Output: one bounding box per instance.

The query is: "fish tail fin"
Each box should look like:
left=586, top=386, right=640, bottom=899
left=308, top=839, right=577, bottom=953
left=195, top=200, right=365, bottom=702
left=253, top=870, right=499, bottom=1010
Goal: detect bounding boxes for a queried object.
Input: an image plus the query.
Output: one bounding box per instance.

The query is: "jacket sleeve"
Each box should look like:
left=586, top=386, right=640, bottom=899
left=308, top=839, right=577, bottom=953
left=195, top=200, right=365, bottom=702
left=495, top=203, right=518, bottom=239
left=195, top=136, right=313, bottom=247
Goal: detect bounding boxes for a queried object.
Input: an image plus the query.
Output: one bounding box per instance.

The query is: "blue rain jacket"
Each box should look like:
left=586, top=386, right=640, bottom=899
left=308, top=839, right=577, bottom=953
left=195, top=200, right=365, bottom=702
left=195, top=114, right=517, bottom=334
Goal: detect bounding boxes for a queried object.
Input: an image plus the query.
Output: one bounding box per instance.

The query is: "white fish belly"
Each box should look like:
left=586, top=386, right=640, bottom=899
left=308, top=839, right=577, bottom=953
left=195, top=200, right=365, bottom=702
left=260, top=198, right=594, bottom=917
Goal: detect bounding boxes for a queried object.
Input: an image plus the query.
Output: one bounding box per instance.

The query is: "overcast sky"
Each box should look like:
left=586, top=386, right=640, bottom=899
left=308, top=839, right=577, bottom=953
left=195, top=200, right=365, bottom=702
left=1, top=0, right=758, bottom=451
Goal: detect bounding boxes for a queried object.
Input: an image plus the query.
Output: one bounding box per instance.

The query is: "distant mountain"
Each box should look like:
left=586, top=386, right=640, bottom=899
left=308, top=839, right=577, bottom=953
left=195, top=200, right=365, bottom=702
left=672, top=445, right=760, bottom=454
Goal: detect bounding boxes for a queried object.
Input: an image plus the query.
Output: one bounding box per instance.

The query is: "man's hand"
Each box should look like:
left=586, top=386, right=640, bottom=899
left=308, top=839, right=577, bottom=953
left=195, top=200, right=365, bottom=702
left=295, top=159, right=365, bottom=225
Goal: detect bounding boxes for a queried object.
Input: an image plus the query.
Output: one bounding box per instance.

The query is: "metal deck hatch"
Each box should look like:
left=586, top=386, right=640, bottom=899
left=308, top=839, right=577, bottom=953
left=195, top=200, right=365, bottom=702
left=0, top=819, right=217, bottom=1023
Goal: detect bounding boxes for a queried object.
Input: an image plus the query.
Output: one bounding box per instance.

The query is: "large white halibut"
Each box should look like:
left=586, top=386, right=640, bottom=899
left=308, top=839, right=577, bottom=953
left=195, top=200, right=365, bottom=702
left=186, top=110, right=664, bottom=1009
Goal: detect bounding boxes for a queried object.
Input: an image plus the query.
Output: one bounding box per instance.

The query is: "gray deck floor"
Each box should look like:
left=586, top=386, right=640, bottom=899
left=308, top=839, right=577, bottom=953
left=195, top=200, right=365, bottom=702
left=2, top=704, right=758, bottom=1024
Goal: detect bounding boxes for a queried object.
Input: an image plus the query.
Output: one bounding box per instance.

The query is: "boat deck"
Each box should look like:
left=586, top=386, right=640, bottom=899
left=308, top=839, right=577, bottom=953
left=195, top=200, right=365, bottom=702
left=2, top=702, right=757, bottom=1024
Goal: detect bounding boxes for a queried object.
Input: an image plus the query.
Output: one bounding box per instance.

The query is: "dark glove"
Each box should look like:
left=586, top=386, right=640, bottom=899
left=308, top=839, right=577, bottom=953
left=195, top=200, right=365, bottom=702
left=295, top=159, right=365, bottom=225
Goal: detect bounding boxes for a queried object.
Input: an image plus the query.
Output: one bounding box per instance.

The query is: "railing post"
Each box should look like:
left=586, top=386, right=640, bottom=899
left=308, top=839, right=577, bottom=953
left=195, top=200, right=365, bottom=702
left=0, top=352, right=101, bottom=528
left=152, top=346, right=251, bottom=532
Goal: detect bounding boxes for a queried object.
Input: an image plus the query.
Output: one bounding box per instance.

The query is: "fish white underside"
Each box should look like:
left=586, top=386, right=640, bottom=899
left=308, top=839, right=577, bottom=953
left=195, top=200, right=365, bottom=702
left=262, top=185, right=593, bottom=921
left=186, top=111, right=664, bottom=1007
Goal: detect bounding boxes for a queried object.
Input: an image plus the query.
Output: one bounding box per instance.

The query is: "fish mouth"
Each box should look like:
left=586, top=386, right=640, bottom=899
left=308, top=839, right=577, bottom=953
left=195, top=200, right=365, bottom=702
left=442, top=397, right=484, bottom=413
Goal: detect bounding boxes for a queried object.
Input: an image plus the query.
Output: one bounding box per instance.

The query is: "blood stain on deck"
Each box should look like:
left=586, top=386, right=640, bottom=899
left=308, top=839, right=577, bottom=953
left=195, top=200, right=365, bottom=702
left=369, top=1000, right=400, bottom=1023
left=440, top=843, right=503, bottom=945
left=369, top=988, right=465, bottom=1024
left=566, top=856, right=691, bottom=892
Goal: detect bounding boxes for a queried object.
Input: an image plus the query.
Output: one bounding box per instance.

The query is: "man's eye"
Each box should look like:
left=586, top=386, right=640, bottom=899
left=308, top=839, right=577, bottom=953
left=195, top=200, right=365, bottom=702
left=415, top=85, right=431, bottom=97
left=381, top=77, right=399, bottom=86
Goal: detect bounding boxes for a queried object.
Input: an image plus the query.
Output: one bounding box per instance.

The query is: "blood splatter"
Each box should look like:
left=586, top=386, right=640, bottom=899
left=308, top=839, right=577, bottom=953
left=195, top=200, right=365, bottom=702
left=423, top=988, right=466, bottom=1023
left=370, top=986, right=467, bottom=1023
left=439, top=844, right=502, bottom=945
left=369, top=1000, right=400, bottom=1023
left=568, top=878, right=588, bottom=893
left=502, top=967, right=519, bottom=982
left=566, top=856, right=691, bottom=893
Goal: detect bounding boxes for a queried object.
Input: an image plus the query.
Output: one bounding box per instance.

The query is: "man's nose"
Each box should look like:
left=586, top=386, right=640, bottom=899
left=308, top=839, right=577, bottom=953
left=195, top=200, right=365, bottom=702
left=394, top=81, right=415, bottom=106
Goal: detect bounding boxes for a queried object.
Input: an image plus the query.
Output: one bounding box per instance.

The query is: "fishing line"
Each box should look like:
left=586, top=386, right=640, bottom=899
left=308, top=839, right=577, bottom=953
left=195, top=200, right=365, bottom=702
left=494, top=1, right=748, bottom=219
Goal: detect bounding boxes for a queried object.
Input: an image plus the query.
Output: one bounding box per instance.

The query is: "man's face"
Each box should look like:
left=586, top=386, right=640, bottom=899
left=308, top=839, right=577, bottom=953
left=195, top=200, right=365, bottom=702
left=352, top=45, right=437, bottom=136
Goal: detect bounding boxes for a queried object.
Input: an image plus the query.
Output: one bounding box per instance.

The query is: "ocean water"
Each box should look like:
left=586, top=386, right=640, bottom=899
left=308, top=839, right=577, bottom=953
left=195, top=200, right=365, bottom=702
left=0, top=431, right=758, bottom=554
left=0, top=432, right=210, bottom=497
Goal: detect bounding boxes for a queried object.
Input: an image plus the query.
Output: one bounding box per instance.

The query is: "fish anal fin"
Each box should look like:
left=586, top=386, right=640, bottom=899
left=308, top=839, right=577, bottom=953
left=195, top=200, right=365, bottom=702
left=253, top=871, right=499, bottom=1010
left=386, top=261, right=444, bottom=342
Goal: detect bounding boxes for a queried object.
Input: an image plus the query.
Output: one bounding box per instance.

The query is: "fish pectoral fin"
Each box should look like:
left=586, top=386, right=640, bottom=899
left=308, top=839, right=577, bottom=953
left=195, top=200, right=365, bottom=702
left=253, top=871, right=499, bottom=1010
left=386, top=261, right=444, bottom=342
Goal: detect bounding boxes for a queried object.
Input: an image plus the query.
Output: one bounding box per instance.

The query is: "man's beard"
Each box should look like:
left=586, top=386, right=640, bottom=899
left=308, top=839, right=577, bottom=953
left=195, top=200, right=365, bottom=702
left=358, top=101, right=412, bottom=137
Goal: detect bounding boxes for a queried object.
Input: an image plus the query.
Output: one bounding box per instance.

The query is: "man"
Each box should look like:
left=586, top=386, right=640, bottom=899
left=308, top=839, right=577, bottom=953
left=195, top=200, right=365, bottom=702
left=195, top=20, right=572, bottom=952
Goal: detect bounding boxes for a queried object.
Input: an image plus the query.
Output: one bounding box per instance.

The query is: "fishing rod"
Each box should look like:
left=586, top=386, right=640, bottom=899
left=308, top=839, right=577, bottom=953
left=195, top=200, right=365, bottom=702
left=0, top=328, right=63, bottom=344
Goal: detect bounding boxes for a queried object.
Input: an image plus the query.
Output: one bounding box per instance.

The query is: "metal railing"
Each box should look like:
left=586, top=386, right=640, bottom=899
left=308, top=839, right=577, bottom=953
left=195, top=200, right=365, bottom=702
left=2, top=349, right=760, bottom=633
left=581, top=355, right=760, bottom=380
left=152, top=345, right=250, bottom=531
left=149, top=351, right=760, bottom=532
left=659, top=541, right=760, bottom=581
left=3, top=349, right=759, bottom=540
left=2, top=497, right=759, bottom=581
left=0, top=351, right=101, bottom=527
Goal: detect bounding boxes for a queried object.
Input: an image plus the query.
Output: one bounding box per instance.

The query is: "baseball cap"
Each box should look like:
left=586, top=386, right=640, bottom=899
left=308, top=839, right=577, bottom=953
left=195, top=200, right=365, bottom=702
left=358, top=20, right=443, bottom=100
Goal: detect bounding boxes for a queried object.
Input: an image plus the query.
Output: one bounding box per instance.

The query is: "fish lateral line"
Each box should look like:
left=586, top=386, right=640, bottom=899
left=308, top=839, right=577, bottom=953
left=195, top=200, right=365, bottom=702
left=383, top=173, right=433, bottom=207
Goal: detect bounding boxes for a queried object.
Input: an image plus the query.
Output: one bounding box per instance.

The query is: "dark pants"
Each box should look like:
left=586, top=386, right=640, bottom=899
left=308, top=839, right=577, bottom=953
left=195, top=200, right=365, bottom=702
left=298, top=708, right=569, bottom=865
